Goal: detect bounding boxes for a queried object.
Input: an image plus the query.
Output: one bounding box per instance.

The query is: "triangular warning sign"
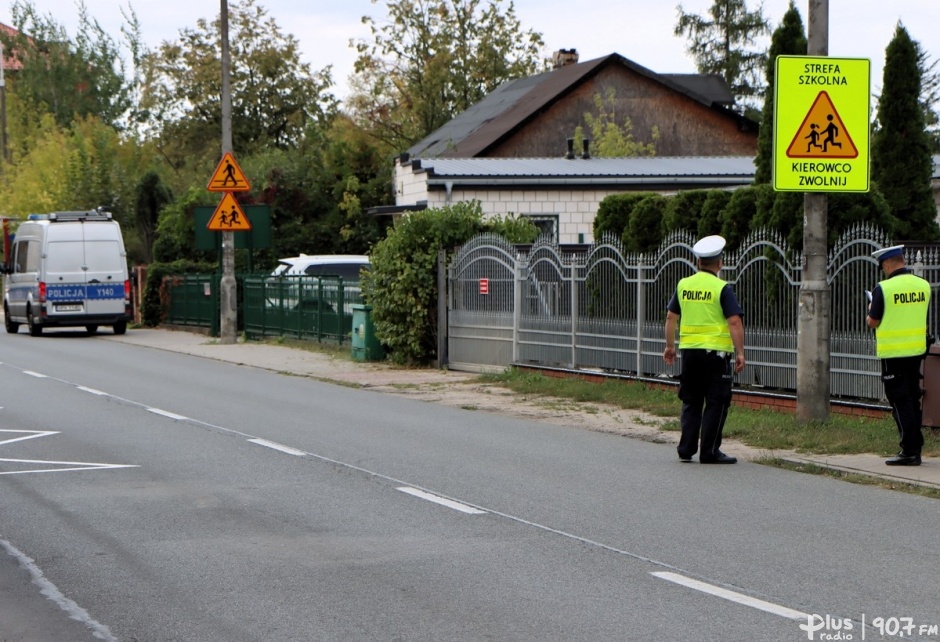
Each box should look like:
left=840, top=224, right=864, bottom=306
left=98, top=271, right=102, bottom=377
left=786, top=91, right=858, bottom=159
left=207, top=152, right=251, bottom=192
left=207, top=193, right=252, bottom=231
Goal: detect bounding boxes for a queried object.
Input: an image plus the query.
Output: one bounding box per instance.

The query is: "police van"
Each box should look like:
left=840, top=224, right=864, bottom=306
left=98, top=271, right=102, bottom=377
left=2, top=210, right=132, bottom=336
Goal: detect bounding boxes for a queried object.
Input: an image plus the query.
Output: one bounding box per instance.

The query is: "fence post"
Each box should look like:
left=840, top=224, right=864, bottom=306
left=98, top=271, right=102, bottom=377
left=513, top=252, right=524, bottom=364
left=636, top=260, right=646, bottom=376
left=437, top=249, right=447, bottom=369
left=570, top=257, right=578, bottom=368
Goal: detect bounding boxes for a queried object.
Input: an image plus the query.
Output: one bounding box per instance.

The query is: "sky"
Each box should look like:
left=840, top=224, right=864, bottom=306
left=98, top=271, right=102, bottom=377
left=2, top=0, right=939, bottom=104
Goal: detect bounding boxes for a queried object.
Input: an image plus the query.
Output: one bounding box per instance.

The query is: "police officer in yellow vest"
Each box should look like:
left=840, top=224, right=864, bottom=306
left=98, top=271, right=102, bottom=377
left=663, top=235, right=745, bottom=464
left=866, top=244, right=931, bottom=466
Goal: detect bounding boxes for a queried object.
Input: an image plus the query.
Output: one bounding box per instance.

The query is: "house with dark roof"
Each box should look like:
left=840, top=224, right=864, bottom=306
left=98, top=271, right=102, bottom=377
left=384, top=50, right=940, bottom=243
left=1, top=22, right=25, bottom=72
left=406, top=50, right=759, bottom=159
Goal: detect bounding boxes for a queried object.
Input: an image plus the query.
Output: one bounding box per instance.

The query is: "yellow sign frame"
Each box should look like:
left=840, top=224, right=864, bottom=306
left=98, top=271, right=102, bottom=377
left=773, top=56, right=870, bottom=193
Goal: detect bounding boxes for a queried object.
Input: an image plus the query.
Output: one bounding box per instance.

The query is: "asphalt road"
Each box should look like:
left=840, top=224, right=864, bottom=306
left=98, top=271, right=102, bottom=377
left=1, top=328, right=938, bottom=641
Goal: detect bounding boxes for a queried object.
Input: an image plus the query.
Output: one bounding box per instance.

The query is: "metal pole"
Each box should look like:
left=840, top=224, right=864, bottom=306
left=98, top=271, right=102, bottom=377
left=797, top=0, right=830, bottom=422
left=219, top=0, right=237, bottom=344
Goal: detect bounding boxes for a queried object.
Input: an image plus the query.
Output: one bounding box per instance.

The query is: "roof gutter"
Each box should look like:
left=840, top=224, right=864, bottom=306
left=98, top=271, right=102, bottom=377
left=425, top=176, right=753, bottom=188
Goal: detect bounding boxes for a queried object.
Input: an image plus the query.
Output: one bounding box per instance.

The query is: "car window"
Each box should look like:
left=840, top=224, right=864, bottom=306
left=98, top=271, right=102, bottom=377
left=303, top=263, right=368, bottom=280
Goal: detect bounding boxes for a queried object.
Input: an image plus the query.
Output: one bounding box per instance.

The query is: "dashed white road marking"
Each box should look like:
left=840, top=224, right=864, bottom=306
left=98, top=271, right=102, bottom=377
left=23, top=371, right=48, bottom=378
left=77, top=386, right=109, bottom=396
left=147, top=408, right=188, bottom=421
left=397, top=486, right=487, bottom=514
left=248, top=438, right=306, bottom=456
left=652, top=571, right=809, bottom=620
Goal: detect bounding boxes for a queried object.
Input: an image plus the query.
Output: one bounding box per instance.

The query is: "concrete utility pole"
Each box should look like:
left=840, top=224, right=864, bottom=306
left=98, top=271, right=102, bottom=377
left=797, top=0, right=830, bottom=422
left=219, top=0, right=237, bottom=344
left=1, top=40, right=8, bottom=164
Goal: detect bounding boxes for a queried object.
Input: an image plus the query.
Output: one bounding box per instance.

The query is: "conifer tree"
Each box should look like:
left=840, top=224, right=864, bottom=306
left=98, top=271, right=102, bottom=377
left=753, top=2, right=806, bottom=184
left=872, top=24, right=939, bottom=241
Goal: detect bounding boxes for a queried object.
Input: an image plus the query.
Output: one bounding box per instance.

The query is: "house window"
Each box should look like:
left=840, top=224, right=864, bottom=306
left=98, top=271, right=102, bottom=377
left=525, top=214, right=559, bottom=242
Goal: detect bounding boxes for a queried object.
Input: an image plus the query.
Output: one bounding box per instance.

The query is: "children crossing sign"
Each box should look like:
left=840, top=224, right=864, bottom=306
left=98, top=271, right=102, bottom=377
left=207, top=192, right=252, bottom=231
left=773, top=56, right=870, bottom=192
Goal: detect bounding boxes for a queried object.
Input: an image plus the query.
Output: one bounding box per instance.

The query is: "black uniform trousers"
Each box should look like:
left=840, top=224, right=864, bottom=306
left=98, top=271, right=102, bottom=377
left=881, top=355, right=925, bottom=457
left=677, top=349, right=734, bottom=460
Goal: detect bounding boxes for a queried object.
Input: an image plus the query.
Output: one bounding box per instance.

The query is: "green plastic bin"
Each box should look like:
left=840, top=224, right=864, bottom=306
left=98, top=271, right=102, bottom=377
left=351, top=304, right=384, bottom=361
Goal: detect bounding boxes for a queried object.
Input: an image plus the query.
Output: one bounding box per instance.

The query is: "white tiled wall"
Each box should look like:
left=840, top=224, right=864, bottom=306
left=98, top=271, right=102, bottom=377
left=395, top=160, right=616, bottom=244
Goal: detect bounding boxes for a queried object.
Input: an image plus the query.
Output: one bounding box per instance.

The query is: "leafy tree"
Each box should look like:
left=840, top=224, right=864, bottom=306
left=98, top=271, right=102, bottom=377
left=1, top=0, right=139, bottom=132
left=573, top=88, right=658, bottom=158
left=754, top=1, right=806, bottom=184
left=140, top=0, right=336, bottom=168
left=134, top=171, right=174, bottom=264
left=871, top=24, right=939, bottom=241
left=674, top=0, right=770, bottom=113
left=350, top=0, right=544, bottom=151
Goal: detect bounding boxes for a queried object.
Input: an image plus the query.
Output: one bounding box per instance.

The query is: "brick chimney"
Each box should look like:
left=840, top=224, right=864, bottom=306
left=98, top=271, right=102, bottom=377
left=552, top=49, right=579, bottom=69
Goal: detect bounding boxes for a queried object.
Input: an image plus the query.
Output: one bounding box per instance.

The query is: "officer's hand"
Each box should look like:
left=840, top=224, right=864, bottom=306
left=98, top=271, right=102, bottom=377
left=734, top=352, right=746, bottom=373
left=663, top=346, right=676, bottom=366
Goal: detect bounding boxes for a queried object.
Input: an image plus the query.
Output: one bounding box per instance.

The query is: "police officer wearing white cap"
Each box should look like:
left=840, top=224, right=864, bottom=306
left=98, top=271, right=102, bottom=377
left=663, top=235, right=745, bottom=464
left=867, top=244, right=931, bottom=466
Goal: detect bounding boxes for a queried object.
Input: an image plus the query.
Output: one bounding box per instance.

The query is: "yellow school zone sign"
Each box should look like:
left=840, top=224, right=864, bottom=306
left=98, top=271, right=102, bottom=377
left=773, top=56, right=870, bottom=192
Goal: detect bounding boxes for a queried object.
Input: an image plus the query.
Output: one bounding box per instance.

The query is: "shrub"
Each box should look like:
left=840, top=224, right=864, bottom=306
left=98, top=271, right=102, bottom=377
left=624, top=194, right=668, bottom=252
left=361, top=202, right=537, bottom=364
left=594, top=192, right=655, bottom=239
left=142, top=259, right=216, bottom=327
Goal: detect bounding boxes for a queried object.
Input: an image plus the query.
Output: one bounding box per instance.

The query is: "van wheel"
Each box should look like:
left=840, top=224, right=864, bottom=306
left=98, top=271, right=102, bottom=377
left=113, top=321, right=127, bottom=335
left=27, top=306, right=42, bottom=336
left=86, top=325, right=98, bottom=335
left=4, top=304, right=19, bottom=334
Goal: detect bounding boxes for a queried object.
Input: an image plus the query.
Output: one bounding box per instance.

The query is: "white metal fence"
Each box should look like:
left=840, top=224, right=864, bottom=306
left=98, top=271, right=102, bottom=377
left=447, top=224, right=940, bottom=402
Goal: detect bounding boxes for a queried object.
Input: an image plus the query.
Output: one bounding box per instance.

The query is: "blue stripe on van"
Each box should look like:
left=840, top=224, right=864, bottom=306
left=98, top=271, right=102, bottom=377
left=46, top=283, right=124, bottom=301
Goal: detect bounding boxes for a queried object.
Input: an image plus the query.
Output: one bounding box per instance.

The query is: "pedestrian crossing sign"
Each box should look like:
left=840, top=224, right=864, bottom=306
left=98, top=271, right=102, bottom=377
left=207, top=192, right=252, bottom=231
left=207, top=152, right=251, bottom=192
left=785, top=91, right=858, bottom=159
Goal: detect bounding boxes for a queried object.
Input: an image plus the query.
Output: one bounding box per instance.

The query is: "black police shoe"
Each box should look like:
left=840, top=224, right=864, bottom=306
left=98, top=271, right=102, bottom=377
left=700, top=452, right=737, bottom=464
left=679, top=455, right=693, bottom=463
left=885, top=453, right=921, bottom=466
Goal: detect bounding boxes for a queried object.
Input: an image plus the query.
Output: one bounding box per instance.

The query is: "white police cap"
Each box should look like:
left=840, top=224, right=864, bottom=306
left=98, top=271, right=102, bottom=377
left=692, top=235, right=726, bottom=259
left=872, top=244, right=904, bottom=264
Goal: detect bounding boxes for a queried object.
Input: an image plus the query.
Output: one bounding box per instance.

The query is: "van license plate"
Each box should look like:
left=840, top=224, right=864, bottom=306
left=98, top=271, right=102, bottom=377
left=55, top=304, right=82, bottom=312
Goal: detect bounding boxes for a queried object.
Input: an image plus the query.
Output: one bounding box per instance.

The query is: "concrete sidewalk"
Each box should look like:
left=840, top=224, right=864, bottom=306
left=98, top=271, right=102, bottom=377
left=105, top=327, right=940, bottom=491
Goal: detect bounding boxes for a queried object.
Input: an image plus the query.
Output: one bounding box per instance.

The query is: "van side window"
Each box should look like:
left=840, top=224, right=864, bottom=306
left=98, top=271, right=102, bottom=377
left=24, top=241, right=41, bottom=273
left=13, top=241, right=29, bottom=273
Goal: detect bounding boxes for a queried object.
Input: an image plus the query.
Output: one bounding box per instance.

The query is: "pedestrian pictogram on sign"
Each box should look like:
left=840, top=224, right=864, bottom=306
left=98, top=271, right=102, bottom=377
left=479, top=278, right=489, bottom=295
left=207, top=193, right=252, bottom=231
left=207, top=152, right=251, bottom=192
left=786, top=91, right=858, bottom=159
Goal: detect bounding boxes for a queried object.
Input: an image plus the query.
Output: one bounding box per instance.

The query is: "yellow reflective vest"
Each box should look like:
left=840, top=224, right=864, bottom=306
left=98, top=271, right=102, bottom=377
left=677, top=271, right=734, bottom=352
left=875, top=273, right=931, bottom=358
